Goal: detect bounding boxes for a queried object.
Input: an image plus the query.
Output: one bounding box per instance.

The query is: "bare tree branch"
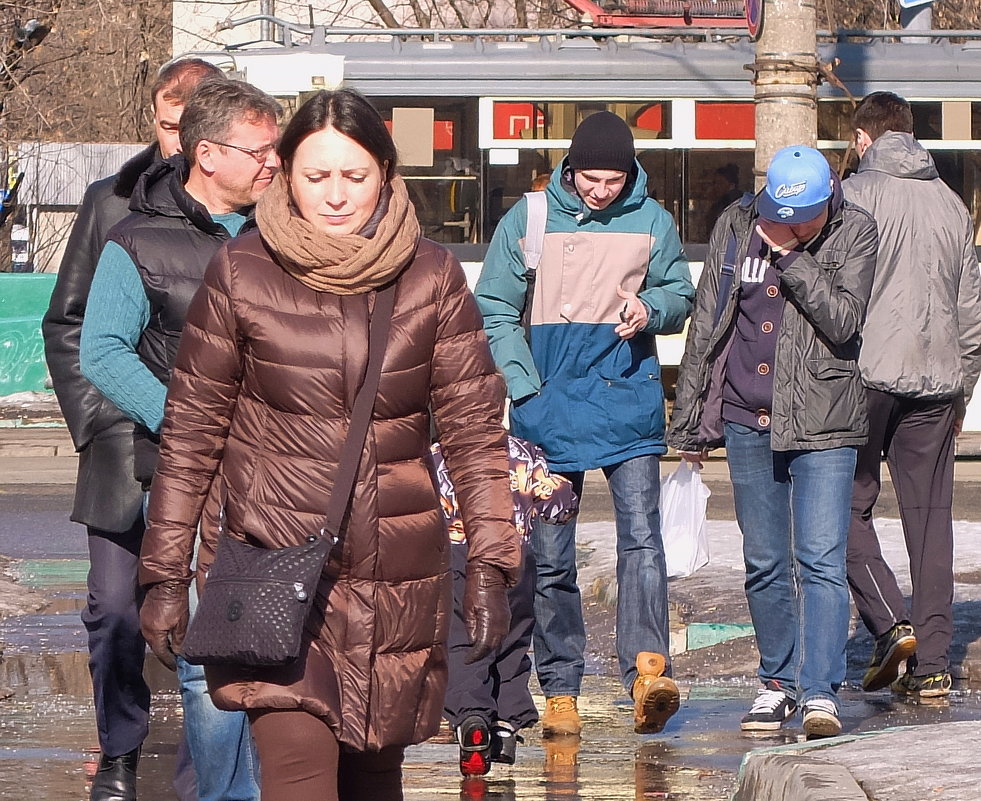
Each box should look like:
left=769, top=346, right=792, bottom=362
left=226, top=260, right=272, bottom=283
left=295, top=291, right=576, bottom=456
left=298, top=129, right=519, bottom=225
left=363, top=0, right=401, bottom=28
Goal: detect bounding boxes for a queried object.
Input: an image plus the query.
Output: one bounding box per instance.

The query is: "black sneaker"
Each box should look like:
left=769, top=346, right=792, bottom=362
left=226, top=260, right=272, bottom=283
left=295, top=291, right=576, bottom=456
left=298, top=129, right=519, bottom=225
left=490, top=721, right=523, bottom=765
left=862, top=622, right=917, bottom=692
left=740, top=681, right=797, bottom=732
left=892, top=670, right=952, bottom=700
left=457, top=715, right=492, bottom=776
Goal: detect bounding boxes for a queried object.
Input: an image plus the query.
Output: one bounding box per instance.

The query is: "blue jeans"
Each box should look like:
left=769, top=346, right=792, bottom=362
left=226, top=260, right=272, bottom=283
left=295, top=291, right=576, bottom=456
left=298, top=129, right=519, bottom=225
left=177, top=657, right=260, bottom=801
left=531, top=454, right=669, bottom=695
left=724, top=423, right=856, bottom=705
left=145, top=492, right=260, bottom=801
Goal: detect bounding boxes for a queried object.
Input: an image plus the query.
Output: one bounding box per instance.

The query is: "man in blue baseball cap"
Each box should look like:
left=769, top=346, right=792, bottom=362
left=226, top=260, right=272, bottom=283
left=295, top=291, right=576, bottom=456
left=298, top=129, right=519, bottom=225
left=668, top=145, right=878, bottom=738
left=757, top=145, right=835, bottom=253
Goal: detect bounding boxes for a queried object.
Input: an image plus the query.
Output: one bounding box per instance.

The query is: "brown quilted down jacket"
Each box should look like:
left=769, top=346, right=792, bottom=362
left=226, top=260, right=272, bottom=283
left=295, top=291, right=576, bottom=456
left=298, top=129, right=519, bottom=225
left=139, top=229, right=521, bottom=750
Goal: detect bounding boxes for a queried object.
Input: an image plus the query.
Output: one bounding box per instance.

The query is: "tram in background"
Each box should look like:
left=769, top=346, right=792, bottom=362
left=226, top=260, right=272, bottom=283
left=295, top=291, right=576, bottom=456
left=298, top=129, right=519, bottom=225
left=188, top=23, right=981, bottom=427
left=194, top=24, right=981, bottom=252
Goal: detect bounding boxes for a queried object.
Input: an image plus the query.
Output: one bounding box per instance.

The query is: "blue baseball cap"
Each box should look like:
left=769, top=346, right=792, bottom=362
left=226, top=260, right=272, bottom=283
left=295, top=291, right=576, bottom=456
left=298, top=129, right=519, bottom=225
left=758, top=146, right=833, bottom=223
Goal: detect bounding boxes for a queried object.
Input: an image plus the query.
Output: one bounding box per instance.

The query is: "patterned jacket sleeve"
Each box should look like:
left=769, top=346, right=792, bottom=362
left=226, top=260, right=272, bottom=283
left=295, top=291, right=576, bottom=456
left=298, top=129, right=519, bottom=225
left=430, top=248, right=522, bottom=583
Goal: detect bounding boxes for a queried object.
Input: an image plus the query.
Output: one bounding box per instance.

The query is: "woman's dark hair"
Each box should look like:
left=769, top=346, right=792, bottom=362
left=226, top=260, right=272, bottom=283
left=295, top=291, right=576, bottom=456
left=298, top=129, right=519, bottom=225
left=278, top=89, right=397, bottom=182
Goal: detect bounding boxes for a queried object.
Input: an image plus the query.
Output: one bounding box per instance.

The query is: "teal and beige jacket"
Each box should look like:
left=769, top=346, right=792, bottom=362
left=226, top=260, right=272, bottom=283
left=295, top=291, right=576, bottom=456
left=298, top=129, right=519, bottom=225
left=475, top=160, right=694, bottom=472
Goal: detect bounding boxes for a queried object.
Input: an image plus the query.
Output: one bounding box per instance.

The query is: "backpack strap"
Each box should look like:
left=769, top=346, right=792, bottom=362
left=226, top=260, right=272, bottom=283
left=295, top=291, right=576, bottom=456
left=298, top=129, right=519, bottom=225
left=522, top=191, right=547, bottom=273
left=520, top=191, right=548, bottom=337
left=712, top=230, right=739, bottom=330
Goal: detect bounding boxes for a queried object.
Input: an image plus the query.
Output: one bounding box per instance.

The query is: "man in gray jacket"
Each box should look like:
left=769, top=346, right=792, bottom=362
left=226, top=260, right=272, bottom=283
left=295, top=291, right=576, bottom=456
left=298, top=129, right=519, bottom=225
left=844, top=91, right=981, bottom=700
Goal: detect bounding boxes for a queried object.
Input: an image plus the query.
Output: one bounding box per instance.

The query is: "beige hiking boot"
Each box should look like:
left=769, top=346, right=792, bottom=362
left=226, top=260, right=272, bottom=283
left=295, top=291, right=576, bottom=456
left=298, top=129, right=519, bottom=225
left=632, top=652, right=680, bottom=734
left=541, top=695, right=582, bottom=737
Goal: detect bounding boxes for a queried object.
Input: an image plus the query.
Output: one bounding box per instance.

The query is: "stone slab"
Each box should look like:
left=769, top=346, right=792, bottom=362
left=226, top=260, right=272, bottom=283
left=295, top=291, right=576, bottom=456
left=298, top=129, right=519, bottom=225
left=735, top=721, right=981, bottom=801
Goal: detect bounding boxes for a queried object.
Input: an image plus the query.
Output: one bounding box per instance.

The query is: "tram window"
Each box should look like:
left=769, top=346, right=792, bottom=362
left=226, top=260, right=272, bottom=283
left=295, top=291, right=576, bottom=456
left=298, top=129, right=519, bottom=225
left=973, top=103, right=981, bottom=140
left=370, top=97, right=480, bottom=244
left=684, top=152, right=755, bottom=245
left=484, top=149, right=560, bottom=239
left=911, top=102, right=943, bottom=141
left=491, top=100, right=671, bottom=141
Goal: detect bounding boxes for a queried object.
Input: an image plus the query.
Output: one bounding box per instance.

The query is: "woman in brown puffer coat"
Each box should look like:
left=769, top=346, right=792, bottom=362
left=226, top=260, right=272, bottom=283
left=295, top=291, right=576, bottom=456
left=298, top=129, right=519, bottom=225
left=137, top=89, right=521, bottom=801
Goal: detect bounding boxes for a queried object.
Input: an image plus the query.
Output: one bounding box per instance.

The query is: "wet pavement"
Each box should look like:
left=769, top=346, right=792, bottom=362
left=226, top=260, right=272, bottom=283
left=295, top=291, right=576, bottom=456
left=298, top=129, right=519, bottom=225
left=5, top=471, right=981, bottom=799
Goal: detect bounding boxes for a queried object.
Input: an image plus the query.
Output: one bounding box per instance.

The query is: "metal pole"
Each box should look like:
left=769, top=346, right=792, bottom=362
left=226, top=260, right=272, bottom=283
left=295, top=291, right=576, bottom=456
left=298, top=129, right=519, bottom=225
left=259, top=1, right=275, bottom=42
left=753, top=0, right=818, bottom=190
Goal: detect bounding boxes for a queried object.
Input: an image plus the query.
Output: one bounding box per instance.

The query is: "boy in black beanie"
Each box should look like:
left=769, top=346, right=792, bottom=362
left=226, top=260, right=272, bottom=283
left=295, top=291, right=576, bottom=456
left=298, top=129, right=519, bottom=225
left=476, top=110, right=694, bottom=741
left=566, top=111, right=637, bottom=211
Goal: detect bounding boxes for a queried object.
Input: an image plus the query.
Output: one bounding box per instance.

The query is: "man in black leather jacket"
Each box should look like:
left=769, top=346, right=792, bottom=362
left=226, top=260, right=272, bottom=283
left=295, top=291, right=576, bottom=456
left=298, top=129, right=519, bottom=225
left=41, top=58, right=222, bottom=801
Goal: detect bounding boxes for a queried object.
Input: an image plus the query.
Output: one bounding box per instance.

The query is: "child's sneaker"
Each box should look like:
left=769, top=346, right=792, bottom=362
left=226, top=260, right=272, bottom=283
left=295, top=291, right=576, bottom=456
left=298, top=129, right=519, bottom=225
left=490, top=721, right=522, bottom=765
left=457, top=714, right=492, bottom=776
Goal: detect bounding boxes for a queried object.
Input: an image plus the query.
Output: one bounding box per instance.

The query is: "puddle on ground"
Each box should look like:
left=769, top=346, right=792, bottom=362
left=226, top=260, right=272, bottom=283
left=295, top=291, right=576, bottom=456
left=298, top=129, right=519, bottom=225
left=4, top=560, right=981, bottom=800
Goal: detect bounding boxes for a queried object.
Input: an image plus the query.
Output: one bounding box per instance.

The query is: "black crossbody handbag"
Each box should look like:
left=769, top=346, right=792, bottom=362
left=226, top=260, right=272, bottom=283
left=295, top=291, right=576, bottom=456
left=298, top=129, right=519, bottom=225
left=180, top=282, right=397, bottom=667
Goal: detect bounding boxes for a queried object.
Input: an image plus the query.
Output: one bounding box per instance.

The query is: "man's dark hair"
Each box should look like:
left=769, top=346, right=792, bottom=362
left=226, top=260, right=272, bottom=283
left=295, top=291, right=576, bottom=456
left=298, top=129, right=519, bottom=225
left=179, top=79, right=282, bottom=166
left=151, top=58, right=224, bottom=108
left=277, top=89, right=397, bottom=183
left=853, top=92, right=914, bottom=141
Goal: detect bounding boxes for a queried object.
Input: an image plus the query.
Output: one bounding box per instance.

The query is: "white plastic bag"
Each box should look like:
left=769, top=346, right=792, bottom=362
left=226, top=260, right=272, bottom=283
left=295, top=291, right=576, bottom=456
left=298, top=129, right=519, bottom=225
left=659, top=461, right=711, bottom=579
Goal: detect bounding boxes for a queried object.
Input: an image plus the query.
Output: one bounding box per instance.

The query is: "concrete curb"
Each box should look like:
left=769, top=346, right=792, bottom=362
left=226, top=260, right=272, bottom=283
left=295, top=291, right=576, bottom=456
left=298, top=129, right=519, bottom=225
left=734, top=720, right=981, bottom=801
left=734, top=751, right=867, bottom=801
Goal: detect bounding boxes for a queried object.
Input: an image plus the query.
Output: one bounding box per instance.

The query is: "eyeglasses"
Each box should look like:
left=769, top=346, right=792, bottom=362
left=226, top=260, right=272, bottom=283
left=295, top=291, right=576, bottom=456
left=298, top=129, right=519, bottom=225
left=210, top=140, right=277, bottom=162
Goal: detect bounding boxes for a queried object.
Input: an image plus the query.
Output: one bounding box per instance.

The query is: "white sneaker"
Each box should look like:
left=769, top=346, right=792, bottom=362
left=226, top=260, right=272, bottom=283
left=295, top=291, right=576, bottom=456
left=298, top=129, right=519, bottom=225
left=802, top=697, right=841, bottom=738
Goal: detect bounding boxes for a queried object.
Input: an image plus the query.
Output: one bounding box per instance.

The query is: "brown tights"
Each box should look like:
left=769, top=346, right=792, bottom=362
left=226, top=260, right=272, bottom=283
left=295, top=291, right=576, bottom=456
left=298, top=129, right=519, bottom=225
left=249, top=709, right=404, bottom=801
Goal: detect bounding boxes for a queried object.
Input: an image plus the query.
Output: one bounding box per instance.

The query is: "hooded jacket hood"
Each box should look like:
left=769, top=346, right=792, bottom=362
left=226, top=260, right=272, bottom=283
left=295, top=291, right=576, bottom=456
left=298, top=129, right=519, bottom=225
left=113, top=144, right=159, bottom=200
left=127, top=154, right=226, bottom=235
left=857, top=131, right=939, bottom=182
left=842, top=130, right=981, bottom=401
left=553, top=157, right=649, bottom=222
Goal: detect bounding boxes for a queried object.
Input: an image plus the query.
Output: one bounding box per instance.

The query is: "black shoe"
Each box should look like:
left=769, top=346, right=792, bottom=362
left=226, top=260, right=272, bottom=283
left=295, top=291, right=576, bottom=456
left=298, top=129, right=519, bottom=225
left=457, top=715, right=492, bottom=776
left=490, top=721, right=523, bottom=764
left=892, top=669, right=952, bottom=700
left=863, top=622, right=917, bottom=691
left=740, top=680, right=797, bottom=732
left=90, top=748, right=139, bottom=801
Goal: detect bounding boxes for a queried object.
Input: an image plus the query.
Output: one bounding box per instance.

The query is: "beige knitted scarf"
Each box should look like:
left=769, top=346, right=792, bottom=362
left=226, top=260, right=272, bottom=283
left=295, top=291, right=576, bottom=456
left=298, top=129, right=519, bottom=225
left=256, top=172, right=420, bottom=295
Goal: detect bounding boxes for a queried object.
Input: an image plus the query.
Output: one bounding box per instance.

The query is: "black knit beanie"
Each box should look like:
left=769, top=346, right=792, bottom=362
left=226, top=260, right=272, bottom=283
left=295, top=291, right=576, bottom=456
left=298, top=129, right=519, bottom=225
left=567, top=111, right=635, bottom=173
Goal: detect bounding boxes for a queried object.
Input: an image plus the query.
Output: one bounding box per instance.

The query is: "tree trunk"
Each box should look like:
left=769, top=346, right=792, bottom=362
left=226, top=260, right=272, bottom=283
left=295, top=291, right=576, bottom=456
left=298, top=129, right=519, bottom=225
left=753, top=0, right=818, bottom=190
left=515, top=0, right=529, bottom=27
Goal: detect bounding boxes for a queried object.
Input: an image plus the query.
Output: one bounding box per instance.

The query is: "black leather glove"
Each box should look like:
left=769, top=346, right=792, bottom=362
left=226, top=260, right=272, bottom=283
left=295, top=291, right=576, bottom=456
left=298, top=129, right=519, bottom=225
left=463, top=562, right=511, bottom=664
left=140, top=579, right=190, bottom=671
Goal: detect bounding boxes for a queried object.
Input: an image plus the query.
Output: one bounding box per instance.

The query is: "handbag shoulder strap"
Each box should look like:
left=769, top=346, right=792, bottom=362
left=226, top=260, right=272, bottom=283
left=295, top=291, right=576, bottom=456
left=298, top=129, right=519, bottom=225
left=321, top=281, right=397, bottom=539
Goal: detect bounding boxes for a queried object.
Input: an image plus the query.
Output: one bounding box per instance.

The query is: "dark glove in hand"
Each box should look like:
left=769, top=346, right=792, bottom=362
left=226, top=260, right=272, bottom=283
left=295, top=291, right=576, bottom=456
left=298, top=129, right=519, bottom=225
left=140, top=579, right=190, bottom=671
left=463, top=562, right=511, bottom=664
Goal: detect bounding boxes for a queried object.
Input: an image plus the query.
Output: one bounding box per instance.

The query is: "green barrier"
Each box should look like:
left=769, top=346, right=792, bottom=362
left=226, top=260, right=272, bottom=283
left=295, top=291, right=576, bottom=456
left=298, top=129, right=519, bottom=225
left=0, top=273, right=56, bottom=395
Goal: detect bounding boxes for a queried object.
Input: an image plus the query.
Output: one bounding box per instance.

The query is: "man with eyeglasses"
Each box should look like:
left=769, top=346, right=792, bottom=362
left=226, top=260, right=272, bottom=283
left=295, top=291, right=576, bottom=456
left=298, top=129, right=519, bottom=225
left=80, top=77, right=281, bottom=801
left=42, top=57, right=223, bottom=801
